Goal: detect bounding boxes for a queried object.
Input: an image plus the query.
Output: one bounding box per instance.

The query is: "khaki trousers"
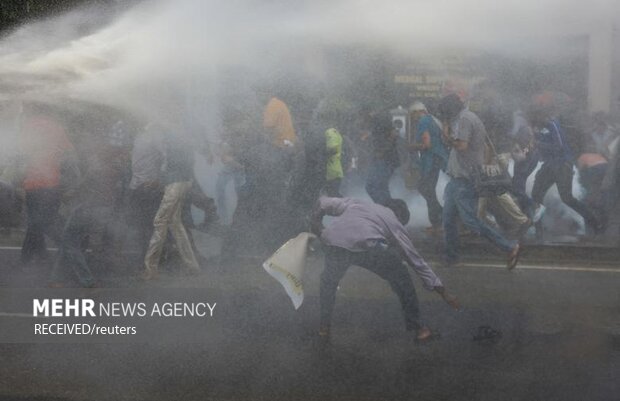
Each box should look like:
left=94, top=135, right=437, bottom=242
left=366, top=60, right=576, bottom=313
left=144, top=181, right=199, bottom=273
left=478, top=192, right=529, bottom=232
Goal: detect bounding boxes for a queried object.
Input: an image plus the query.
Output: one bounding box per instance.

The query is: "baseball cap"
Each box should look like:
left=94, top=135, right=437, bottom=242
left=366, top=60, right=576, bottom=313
left=409, top=101, right=427, bottom=112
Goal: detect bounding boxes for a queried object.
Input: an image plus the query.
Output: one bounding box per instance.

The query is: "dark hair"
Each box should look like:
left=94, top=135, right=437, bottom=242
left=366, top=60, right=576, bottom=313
left=385, top=198, right=410, bottom=226
left=526, top=103, right=549, bottom=126
left=438, top=94, right=464, bottom=122
left=371, top=113, right=394, bottom=136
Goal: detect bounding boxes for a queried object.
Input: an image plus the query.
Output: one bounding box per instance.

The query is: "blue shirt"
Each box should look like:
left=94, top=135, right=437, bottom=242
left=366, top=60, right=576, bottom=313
left=535, top=119, right=573, bottom=163
left=415, top=114, right=448, bottom=174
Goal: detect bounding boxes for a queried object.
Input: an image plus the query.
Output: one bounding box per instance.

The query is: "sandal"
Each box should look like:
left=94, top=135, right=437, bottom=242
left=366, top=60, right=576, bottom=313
left=473, top=325, right=502, bottom=342
left=507, top=243, right=521, bottom=270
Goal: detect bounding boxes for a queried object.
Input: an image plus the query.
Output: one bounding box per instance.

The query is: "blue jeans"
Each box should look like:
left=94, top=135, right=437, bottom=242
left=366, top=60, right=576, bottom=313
left=443, top=178, right=516, bottom=262
left=51, top=204, right=111, bottom=287
left=215, top=168, right=245, bottom=224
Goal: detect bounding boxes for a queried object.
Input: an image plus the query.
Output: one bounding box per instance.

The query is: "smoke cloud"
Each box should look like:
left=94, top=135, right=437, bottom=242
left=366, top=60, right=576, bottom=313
left=0, top=0, right=616, bottom=120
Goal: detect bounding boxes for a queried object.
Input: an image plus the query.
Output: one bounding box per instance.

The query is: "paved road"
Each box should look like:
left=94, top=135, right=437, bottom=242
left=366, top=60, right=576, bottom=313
left=0, top=242, right=618, bottom=401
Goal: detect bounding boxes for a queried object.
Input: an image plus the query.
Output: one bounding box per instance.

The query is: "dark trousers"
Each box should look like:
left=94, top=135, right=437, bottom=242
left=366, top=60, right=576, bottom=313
left=365, top=160, right=394, bottom=205
left=21, top=188, right=62, bottom=263
left=579, top=164, right=608, bottom=217
left=512, top=151, right=539, bottom=217
left=220, top=174, right=273, bottom=259
left=129, top=186, right=163, bottom=260
left=324, top=178, right=342, bottom=198
left=51, top=204, right=111, bottom=287
left=532, top=161, right=600, bottom=228
left=321, top=246, right=421, bottom=331
left=418, top=164, right=442, bottom=227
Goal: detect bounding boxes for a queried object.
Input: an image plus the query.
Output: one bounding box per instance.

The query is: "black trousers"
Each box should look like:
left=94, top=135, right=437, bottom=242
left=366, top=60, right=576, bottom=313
left=129, top=186, right=163, bottom=260
left=512, top=150, right=539, bottom=217
left=321, top=246, right=421, bottom=331
left=531, top=160, right=599, bottom=228
left=21, top=188, right=62, bottom=263
left=417, top=163, right=442, bottom=227
left=324, top=178, right=342, bottom=198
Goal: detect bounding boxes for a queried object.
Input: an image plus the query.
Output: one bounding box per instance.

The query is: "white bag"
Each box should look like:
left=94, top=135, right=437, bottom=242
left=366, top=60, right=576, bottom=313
left=262, top=232, right=316, bottom=310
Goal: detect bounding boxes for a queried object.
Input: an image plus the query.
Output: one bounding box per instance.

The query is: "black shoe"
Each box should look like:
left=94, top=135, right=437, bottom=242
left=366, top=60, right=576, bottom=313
left=593, top=220, right=607, bottom=235
left=516, top=218, right=532, bottom=239
left=473, top=325, right=502, bottom=342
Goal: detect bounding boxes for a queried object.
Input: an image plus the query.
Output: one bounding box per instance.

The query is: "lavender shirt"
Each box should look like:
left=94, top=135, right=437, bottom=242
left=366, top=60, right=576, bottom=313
left=318, top=197, right=442, bottom=291
left=129, top=130, right=163, bottom=190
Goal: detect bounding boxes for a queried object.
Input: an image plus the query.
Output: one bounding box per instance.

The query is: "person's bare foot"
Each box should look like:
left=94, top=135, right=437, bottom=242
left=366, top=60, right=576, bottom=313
left=141, top=270, right=159, bottom=281
left=318, top=326, right=330, bottom=337
left=416, top=326, right=433, bottom=341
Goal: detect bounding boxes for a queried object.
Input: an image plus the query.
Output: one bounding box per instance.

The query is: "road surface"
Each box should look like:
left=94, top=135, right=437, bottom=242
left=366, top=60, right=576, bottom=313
left=0, top=241, right=618, bottom=401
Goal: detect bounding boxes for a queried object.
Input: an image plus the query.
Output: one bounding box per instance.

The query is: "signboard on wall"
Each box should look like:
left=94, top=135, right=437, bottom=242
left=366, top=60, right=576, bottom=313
left=393, top=55, right=485, bottom=101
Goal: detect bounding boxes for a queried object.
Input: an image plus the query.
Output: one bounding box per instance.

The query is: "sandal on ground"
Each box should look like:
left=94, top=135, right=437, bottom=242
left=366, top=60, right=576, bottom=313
left=473, top=325, right=502, bottom=342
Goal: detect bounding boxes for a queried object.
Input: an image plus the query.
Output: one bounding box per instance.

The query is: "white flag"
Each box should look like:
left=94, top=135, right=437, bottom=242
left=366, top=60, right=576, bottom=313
left=262, top=232, right=316, bottom=309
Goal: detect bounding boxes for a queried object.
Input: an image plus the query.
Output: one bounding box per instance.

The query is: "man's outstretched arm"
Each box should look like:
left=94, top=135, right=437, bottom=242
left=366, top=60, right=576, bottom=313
left=390, top=226, right=460, bottom=310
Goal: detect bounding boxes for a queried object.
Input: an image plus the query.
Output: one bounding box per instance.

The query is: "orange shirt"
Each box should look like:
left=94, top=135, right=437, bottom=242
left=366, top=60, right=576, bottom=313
left=577, top=153, right=608, bottom=170
left=263, top=97, right=297, bottom=148
left=20, top=115, right=74, bottom=191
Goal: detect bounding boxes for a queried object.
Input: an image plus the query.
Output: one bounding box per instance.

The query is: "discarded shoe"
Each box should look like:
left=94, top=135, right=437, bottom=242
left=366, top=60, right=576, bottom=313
left=473, top=325, right=502, bottom=342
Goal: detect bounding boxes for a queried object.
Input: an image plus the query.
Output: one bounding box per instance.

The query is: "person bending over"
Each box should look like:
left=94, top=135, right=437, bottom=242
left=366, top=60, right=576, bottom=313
left=311, top=196, right=459, bottom=341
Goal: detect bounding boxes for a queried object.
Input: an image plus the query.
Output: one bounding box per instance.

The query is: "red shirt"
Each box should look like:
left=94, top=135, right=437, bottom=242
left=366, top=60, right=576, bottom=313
left=21, top=115, right=74, bottom=191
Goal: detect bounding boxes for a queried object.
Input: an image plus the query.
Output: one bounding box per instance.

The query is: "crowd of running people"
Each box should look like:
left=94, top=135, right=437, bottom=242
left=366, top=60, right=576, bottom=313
left=0, top=84, right=618, bottom=289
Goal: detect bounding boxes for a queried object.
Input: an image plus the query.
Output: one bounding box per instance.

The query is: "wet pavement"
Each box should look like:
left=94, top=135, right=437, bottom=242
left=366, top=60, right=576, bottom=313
left=0, top=237, right=619, bottom=401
